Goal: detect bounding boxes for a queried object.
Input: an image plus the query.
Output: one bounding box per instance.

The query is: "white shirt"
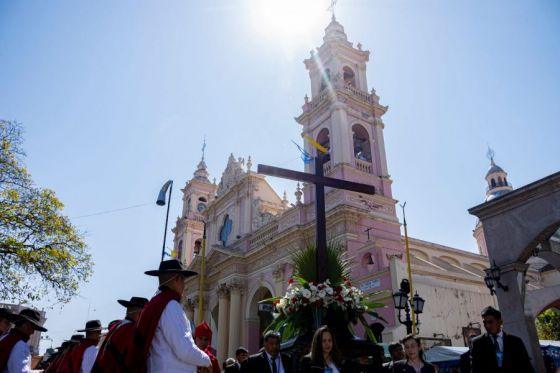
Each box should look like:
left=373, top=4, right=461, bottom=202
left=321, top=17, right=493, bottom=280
left=492, top=330, right=504, bottom=352
left=147, top=300, right=210, bottom=373
left=80, top=345, right=98, bottom=373
left=3, top=340, right=31, bottom=373
left=327, top=361, right=340, bottom=373
left=265, top=352, right=285, bottom=373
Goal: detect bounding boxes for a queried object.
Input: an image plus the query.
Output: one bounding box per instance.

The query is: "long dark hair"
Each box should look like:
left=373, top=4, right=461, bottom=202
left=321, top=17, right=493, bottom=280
left=308, top=325, right=342, bottom=367
left=401, top=334, right=426, bottom=362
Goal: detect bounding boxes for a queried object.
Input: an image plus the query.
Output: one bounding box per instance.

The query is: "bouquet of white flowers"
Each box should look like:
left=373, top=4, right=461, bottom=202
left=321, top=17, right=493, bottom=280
left=262, top=242, right=385, bottom=341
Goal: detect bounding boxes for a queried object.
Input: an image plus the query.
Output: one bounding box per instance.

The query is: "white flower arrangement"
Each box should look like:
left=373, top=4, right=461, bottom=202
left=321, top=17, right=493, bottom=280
left=273, top=277, right=368, bottom=316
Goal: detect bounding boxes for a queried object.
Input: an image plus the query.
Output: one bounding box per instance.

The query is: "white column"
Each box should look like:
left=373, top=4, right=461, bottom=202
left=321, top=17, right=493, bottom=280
left=330, top=102, right=352, bottom=166
left=217, top=285, right=230, bottom=365
left=227, top=285, right=242, bottom=358
left=374, top=118, right=388, bottom=177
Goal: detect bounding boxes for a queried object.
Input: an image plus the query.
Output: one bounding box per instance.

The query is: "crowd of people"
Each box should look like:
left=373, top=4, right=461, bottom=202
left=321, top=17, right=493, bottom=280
left=0, top=259, right=537, bottom=373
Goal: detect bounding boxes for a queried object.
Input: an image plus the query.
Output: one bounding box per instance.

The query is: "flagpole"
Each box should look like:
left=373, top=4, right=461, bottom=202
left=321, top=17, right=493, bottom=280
left=401, top=202, right=417, bottom=334
left=197, top=223, right=206, bottom=325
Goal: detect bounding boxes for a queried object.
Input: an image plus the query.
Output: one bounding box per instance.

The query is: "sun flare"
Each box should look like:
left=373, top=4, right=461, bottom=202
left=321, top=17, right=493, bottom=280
left=249, top=0, right=329, bottom=45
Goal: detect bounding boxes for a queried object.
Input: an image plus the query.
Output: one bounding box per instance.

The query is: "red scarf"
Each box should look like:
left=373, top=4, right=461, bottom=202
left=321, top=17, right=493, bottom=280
left=0, top=329, right=30, bottom=371
left=205, top=348, right=221, bottom=373
left=92, top=320, right=135, bottom=373
left=125, top=288, right=180, bottom=373
left=57, top=338, right=98, bottom=373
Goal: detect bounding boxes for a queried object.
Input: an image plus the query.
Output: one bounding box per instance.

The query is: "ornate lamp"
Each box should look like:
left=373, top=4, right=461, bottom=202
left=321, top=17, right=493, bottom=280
left=412, top=292, right=425, bottom=314
left=484, top=260, right=509, bottom=295
left=392, top=290, right=408, bottom=310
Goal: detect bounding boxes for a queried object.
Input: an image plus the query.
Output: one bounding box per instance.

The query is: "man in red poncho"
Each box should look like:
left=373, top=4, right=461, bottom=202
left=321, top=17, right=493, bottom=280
left=92, top=296, right=148, bottom=373
left=57, top=320, right=103, bottom=373
left=0, top=308, right=47, bottom=372
left=125, top=259, right=211, bottom=373
left=194, top=321, right=220, bottom=373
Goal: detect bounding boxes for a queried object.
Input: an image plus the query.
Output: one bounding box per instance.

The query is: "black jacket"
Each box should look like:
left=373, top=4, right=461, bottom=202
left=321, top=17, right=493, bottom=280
left=240, top=351, right=294, bottom=373
left=470, top=332, right=534, bottom=373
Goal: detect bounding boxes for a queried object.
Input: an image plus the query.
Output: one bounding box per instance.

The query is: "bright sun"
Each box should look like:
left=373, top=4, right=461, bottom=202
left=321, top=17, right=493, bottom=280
left=250, top=0, right=330, bottom=45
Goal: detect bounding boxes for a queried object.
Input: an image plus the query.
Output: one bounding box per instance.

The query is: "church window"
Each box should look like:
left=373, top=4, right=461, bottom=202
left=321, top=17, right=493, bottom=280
left=198, top=197, right=207, bottom=202
left=177, top=240, right=183, bottom=260
left=352, top=124, right=372, bottom=162
left=319, top=68, right=331, bottom=91
left=343, top=66, right=356, bottom=87
left=491, top=178, right=496, bottom=187
left=193, top=239, right=202, bottom=255
left=316, top=128, right=331, bottom=162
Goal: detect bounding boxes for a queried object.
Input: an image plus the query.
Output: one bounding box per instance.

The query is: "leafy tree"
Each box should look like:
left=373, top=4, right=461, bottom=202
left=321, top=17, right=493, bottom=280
left=536, top=308, right=560, bottom=340
left=0, top=120, right=92, bottom=304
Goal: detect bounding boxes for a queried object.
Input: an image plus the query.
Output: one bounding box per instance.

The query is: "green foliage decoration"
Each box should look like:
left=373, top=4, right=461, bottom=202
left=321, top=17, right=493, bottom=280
left=0, top=120, right=92, bottom=304
left=261, top=240, right=386, bottom=342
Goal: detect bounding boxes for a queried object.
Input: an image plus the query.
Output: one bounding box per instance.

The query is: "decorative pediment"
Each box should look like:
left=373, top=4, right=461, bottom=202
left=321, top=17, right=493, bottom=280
left=217, top=154, right=246, bottom=197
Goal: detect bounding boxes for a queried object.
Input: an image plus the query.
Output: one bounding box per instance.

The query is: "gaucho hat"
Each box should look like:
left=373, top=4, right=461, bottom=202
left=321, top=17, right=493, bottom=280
left=117, top=296, right=149, bottom=309
left=14, top=309, right=47, bottom=332
left=144, top=259, right=197, bottom=277
left=76, top=320, right=103, bottom=332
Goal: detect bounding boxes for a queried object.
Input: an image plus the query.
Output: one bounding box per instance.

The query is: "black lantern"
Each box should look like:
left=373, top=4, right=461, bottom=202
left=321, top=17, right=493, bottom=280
left=392, top=289, right=408, bottom=310
left=412, top=292, right=425, bottom=314
left=392, top=279, right=425, bottom=334
left=484, top=260, right=509, bottom=295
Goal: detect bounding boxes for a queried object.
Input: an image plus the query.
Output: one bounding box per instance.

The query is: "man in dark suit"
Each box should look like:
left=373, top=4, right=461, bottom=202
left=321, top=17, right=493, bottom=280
left=471, top=306, right=534, bottom=373
left=240, top=331, right=293, bottom=373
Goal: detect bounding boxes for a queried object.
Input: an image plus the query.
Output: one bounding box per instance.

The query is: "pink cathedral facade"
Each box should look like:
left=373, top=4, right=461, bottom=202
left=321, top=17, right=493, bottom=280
left=174, top=17, right=544, bottom=365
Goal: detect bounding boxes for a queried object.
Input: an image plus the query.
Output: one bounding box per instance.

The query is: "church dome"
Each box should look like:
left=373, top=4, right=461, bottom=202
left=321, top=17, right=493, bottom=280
left=486, top=163, right=504, bottom=177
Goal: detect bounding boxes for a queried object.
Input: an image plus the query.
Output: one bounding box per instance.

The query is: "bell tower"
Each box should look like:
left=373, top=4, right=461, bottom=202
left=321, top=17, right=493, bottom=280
left=172, top=143, right=217, bottom=266
left=296, top=16, right=393, bottom=203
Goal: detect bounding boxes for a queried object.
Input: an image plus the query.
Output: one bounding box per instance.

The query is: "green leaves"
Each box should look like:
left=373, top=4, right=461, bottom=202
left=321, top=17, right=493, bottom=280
left=0, top=120, right=92, bottom=304
left=290, top=240, right=350, bottom=285
left=536, top=309, right=560, bottom=341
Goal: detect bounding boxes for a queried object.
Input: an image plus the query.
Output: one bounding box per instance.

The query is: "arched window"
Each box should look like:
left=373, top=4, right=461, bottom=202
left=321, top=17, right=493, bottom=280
left=352, top=124, right=372, bottom=162
left=316, top=128, right=330, bottom=162
left=491, top=178, right=496, bottom=187
left=498, top=176, right=503, bottom=186
left=193, top=239, right=202, bottom=255
left=320, top=69, right=331, bottom=91
left=177, top=240, right=183, bottom=260
left=343, top=66, right=356, bottom=87
left=198, top=196, right=207, bottom=202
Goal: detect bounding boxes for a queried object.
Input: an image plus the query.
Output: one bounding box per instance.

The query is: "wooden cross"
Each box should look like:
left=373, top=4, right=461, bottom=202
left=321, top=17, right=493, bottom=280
left=258, top=154, right=375, bottom=283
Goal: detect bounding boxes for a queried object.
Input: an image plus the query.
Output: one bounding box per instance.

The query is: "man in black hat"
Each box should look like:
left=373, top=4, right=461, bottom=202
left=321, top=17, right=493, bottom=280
left=126, top=259, right=211, bottom=373
left=92, top=296, right=148, bottom=372
left=0, top=308, right=15, bottom=338
left=58, top=320, right=103, bottom=373
left=0, top=308, right=47, bottom=372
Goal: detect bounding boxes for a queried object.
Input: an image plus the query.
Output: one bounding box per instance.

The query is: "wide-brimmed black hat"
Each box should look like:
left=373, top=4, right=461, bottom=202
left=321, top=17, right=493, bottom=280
left=76, top=320, right=103, bottom=332
left=14, top=309, right=47, bottom=332
left=64, top=334, right=84, bottom=343
left=117, top=296, right=149, bottom=309
left=145, top=259, right=198, bottom=277
left=0, top=308, right=17, bottom=322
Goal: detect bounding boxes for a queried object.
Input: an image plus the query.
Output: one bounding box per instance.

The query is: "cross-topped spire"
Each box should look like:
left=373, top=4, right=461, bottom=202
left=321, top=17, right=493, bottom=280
left=201, top=136, right=207, bottom=161
left=328, top=0, right=338, bottom=20
left=486, top=146, right=495, bottom=165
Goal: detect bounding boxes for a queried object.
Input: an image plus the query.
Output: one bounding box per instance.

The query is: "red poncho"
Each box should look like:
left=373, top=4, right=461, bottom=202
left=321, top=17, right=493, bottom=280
left=0, top=329, right=30, bottom=371
left=125, top=288, right=180, bottom=373
left=194, top=322, right=220, bottom=373
left=92, top=320, right=135, bottom=373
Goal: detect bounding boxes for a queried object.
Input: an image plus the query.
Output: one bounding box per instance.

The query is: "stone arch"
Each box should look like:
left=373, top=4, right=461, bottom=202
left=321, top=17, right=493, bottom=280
left=410, top=249, right=429, bottom=261
left=245, top=285, right=274, bottom=353
left=352, top=123, right=372, bottom=162
left=316, top=127, right=330, bottom=154
left=343, top=66, right=356, bottom=87
left=438, top=255, right=461, bottom=267
left=527, top=285, right=560, bottom=318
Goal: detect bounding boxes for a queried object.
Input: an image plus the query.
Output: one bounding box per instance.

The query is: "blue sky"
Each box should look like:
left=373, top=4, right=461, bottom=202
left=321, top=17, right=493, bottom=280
left=1, top=0, right=559, bottom=351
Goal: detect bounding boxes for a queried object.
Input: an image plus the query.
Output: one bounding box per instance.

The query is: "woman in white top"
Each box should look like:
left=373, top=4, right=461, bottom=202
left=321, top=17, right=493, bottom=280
left=299, top=325, right=342, bottom=373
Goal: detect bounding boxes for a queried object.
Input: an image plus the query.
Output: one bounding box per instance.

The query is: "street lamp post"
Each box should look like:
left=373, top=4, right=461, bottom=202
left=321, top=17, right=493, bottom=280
left=392, top=279, right=425, bottom=334
left=156, top=180, right=173, bottom=261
